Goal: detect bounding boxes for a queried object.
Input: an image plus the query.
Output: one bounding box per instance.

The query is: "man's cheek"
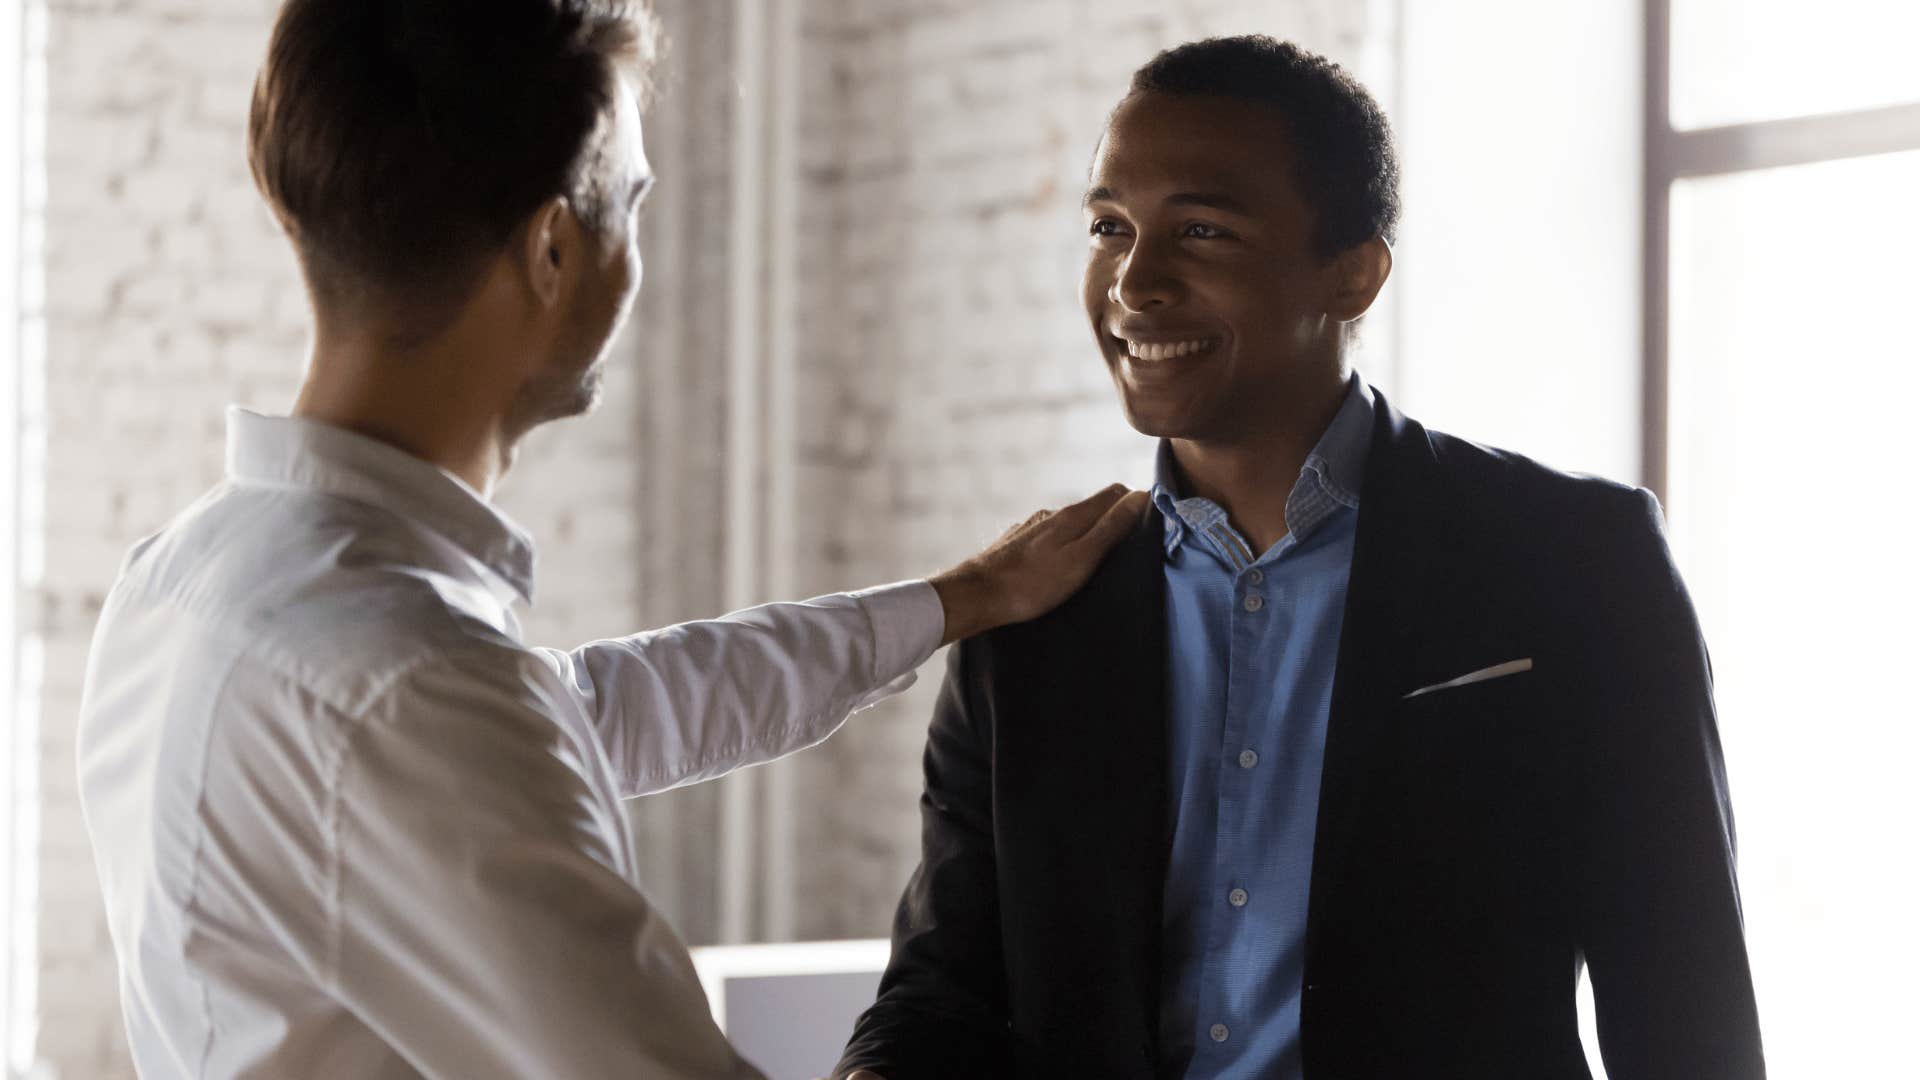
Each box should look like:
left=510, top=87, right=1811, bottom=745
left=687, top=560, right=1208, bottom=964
left=1079, top=272, right=1106, bottom=316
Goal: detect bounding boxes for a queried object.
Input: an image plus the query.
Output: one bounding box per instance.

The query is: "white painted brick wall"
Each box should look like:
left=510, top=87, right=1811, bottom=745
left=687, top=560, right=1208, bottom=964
left=27, top=0, right=1394, bottom=1072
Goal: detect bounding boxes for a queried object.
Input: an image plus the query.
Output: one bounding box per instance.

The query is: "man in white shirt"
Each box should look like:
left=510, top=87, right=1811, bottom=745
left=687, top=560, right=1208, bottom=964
left=75, top=2, right=1148, bottom=1077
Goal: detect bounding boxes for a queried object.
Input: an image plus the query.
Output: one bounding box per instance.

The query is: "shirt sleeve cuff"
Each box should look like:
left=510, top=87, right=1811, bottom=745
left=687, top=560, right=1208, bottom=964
left=849, top=579, right=945, bottom=686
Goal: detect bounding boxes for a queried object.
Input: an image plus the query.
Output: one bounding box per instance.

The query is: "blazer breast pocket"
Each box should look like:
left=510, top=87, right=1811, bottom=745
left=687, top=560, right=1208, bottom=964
left=1392, top=668, right=1539, bottom=751
left=1401, top=658, right=1533, bottom=702
left=1391, top=657, right=1544, bottom=761
left=1385, top=656, right=1556, bottom=904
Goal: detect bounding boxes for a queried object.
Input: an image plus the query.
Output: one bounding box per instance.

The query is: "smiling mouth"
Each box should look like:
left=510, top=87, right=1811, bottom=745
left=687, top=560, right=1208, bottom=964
left=1116, top=336, right=1220, bottom=361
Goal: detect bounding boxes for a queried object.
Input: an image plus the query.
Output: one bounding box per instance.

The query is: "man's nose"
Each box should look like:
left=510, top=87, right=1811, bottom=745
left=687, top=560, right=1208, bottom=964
left=1110, top=240, right=1182, bottom=312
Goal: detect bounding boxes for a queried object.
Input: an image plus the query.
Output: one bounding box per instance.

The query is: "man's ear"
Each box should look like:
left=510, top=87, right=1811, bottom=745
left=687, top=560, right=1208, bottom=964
left=1328, top=235, right=1393, bottom=323
left=522, top=196, right=571, bottom=309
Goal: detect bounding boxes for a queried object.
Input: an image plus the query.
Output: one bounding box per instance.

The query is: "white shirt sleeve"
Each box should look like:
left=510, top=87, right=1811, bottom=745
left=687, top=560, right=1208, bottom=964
left=532, top=580, right=947, bottom=797
left=328, top=648, right=766, bottom=1080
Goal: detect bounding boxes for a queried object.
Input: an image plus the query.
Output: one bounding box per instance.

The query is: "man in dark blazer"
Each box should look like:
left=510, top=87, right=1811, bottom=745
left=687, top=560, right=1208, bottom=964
left=837, top=35, right=1764, bottom=1080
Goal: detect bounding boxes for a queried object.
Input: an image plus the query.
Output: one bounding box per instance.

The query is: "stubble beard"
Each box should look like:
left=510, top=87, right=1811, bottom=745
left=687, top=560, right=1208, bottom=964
left=503, top=357, right=602, bottom=445
left=503, top=265, right=615, bottom=435
left=494, top=363, right=598, bottom=477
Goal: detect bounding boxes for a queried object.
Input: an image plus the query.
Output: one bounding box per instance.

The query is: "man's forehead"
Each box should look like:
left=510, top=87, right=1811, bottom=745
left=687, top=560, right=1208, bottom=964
left=1087, top=93, right=1294, bottom=203
left=1084, top=151, right=1277, bottom=210
left=605, top=75, right=652, bottom=182
left=609, top=76, right=646, bottom=151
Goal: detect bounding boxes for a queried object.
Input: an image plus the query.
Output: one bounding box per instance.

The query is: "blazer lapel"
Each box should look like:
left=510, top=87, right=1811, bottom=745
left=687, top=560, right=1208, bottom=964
left=996, top=505, right=1169, bottom=1070
left=1067, top=507, right=1170, bottom=1043
left=1305, top=391, right=1440, bottom=952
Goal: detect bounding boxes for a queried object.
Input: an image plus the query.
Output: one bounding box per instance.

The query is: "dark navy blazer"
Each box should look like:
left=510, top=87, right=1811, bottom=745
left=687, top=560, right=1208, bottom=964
left=837, top=391, right=1766, bottom=1080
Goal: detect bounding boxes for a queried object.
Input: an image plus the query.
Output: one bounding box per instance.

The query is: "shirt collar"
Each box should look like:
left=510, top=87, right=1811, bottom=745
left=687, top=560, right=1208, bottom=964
left=1149, top=372, right=1375, bottom=557
left=223, top=408, right=537, bottom=604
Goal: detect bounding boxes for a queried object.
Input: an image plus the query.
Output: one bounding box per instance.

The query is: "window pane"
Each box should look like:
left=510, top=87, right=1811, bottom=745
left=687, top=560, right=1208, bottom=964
left=1672, top=0, right=1920, bottom=129
left=1667, top=150, right=1920, bottom=1073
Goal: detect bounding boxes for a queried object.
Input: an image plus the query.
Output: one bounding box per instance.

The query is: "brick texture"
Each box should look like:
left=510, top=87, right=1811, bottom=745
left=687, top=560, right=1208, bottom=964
left=26, top=0, right=1392, bottom=1073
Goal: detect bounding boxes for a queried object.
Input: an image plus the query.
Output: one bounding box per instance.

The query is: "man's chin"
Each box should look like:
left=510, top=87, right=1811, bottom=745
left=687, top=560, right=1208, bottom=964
left=561, top=376, right=604, bottom=420
left=547, top=366, right=608, bottom=421
left=1117, top=394, right=1206, bottom=442
left=505, top=370, right=604, bottom=441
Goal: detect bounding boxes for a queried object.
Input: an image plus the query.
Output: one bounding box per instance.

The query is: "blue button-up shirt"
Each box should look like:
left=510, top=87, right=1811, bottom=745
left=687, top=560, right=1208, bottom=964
left=1153, top=374, right=1374, bottom=1078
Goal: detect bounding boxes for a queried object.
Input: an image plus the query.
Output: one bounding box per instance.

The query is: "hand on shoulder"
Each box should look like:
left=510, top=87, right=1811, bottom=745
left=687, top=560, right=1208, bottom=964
left=929, top=484, right=1150, bottom=645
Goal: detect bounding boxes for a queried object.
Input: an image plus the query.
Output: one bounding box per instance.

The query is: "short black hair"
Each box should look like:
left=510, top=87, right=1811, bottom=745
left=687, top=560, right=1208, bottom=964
left=249, top=0, right=660, bottom=319
left=1130, top=35, right=1399, bottom=260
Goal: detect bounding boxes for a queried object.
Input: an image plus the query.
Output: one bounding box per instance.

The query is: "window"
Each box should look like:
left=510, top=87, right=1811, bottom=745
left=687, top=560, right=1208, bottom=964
left=1648, top=3, right=1920, bottom=1073
left=1669, top=0, right=1920, bottom=130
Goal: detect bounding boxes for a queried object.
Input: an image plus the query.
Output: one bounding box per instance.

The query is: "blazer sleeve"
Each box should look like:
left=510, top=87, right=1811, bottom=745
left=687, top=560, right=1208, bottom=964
left=835, top=639, right=1016, bottom=1079
left=1572, top=487, right=1767, bottom=1078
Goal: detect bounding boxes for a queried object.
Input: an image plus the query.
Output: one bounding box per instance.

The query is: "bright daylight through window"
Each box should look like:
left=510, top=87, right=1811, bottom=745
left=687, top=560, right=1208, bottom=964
left=1659, top=2, right=1920, bottom=1074
left=1670, top=0, right=1920, bottom=129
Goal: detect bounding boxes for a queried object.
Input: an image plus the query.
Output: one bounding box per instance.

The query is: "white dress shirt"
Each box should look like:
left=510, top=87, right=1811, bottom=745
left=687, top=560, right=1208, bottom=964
left=76, top=409, right=945, bottom=1079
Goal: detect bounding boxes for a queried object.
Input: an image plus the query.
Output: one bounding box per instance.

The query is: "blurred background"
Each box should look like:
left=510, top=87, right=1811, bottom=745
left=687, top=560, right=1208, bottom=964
left=1, top=0, right=1916, bottom=1076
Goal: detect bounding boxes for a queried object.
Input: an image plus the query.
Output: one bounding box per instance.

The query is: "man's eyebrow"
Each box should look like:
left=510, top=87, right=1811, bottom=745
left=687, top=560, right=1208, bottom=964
left=1080, top=187, right=1254, bottom=215
left=1165, top=191, right=1253, bottom=215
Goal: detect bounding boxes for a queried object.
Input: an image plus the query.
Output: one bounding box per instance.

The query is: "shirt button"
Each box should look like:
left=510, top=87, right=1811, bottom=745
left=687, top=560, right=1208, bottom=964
left=1228, top=887, right=1249, bottom=908
left=1246, top=568, right=1264, bottom=585
left=1209, top=1023, right=1230, bottom=1043
left=1238, top=748, right=1259, bottom=769
left=1242, top=593, right=1263, bottom=613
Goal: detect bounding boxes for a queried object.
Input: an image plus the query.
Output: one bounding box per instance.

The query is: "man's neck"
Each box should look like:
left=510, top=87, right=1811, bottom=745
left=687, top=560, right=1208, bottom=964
left=292, top=330, right=516, bottom=497
left=1169, top=375, right=1350, bottom=555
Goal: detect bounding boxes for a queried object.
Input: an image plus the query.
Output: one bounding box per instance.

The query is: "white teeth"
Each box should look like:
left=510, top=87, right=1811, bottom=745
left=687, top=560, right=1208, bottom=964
left=1124, top=338, right=1213, bottom=361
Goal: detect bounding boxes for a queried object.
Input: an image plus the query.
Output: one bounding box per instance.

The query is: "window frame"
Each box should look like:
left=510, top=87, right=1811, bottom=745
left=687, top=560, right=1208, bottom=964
left=1641, top=0, right=1920, bottom=499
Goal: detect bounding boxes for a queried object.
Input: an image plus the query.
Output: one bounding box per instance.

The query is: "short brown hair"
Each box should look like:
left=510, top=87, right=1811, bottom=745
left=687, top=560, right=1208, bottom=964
left=248, top=0, right=658, bottom=319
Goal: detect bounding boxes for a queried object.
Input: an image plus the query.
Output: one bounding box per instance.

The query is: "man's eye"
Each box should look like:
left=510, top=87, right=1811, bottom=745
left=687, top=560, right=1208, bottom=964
left=1089, top=219, right=1127, bottom=238
left=1183, top=222, right=1228, bottom=239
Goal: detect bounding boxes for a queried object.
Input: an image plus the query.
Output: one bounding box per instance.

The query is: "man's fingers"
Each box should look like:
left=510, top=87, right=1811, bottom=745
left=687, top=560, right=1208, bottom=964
left=1038, top=482, right=1129, bottom=539
left=994, top=507, right=1051, bottom=545
left=1069, top=488, right=1150, bottom=553
left=939, top=485, right=1146, bottom=638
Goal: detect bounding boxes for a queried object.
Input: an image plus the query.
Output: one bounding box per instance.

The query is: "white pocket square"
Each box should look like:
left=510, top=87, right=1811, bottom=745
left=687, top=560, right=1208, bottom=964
left=1402, top=658, right=1533, bottom=700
